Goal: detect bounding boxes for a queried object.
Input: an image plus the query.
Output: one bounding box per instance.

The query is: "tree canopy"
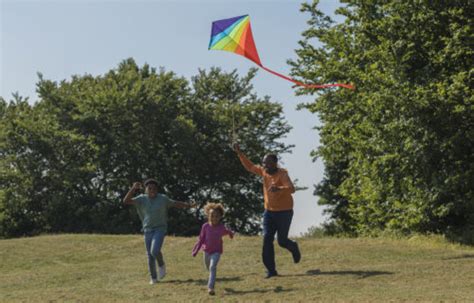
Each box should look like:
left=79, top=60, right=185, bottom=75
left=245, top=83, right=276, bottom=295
left=0, top=59, right=292, bottom=238
left=290, top=0, right=473, bottom=243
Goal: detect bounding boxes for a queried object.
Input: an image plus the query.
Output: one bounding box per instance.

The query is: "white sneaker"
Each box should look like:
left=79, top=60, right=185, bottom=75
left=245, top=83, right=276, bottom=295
left=158, top=264, right=166, bottom=280
left=149, top=278, right=158, bottom=285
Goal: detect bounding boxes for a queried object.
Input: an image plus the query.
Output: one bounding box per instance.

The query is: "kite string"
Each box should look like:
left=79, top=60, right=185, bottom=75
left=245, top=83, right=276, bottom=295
left=259, top=65, right=354, bottom=90
left=231, top=104, right=237, bottom=145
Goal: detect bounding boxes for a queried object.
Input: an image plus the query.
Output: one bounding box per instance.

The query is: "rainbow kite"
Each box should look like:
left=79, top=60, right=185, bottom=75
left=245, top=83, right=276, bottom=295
left=209, top=15, right=354, bottom=90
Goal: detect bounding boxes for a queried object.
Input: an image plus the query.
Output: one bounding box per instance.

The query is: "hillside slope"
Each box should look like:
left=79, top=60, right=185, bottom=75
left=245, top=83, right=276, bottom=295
left=1, top=234, right=473, bottom=302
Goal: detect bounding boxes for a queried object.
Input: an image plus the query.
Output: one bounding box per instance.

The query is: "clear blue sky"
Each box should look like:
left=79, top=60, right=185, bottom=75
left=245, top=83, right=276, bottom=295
left=1, top=0, right=342, bottom=236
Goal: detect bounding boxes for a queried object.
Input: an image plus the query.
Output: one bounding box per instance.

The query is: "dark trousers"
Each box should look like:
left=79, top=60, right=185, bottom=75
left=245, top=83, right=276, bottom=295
left=262, top=209, right=298, bottom=273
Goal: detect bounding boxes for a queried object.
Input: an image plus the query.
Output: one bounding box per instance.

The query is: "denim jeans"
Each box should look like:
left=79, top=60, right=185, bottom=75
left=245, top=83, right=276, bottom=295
left=204, top=252, right=221, bottom=289
left=144, top=229, right=166, bottom=280
left=262, top=209, right=298, bottom=274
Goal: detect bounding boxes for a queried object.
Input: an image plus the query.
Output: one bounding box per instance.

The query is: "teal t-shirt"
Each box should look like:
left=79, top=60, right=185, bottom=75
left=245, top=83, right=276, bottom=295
left=132, top=193, right=175, bottom=233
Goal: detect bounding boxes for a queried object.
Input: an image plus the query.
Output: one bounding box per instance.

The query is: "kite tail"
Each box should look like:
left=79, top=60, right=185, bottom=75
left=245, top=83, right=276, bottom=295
left=260, top=65, right=354, bottom=90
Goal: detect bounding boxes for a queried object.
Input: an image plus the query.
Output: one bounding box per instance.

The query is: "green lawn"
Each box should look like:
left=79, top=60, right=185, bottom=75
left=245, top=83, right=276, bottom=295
left=1, top=234, right=473, bottom=302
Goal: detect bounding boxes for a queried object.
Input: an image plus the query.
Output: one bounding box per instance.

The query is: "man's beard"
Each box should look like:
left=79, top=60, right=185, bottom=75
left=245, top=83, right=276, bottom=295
left=265, top=167, right=278, bottom=174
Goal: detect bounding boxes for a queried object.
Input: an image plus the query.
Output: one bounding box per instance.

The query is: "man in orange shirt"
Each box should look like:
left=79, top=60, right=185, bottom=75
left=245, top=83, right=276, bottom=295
left=233, top=143, right=301, bottom=278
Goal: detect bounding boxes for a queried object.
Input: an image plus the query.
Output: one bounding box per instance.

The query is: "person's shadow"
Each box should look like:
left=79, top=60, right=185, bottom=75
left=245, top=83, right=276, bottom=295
left=443, top=254, right=474, bottom=260
left=162, top=276, right=242, bottom=285
left=224, top=286, right=294, bottom=295
left=285, top=269, right=394, bottom=279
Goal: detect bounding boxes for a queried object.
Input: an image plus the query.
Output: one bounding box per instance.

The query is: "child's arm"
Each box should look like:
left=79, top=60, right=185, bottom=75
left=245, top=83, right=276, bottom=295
left=123, top=182, right=142, bottom=205
left=172, top=201, right=198, bottom=209
left=223, top=226, right=234, bottom=239
left=192, top=225, right=207, bottom=257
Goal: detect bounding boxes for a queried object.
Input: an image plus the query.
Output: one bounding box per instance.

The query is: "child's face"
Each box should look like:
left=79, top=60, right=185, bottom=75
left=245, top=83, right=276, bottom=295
left=145, top=184, right=158, bottom=198
left=209, top=209, right=222, bottom=226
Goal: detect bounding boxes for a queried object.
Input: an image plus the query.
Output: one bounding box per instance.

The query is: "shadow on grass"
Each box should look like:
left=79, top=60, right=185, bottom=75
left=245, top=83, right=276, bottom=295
left=224, top=286, right=294, bottom=295
left=162, top=276, right=242, bottom=285
left=305, top=269, right=394, bottom=279
left=284, top=269, right=394, bottom=279
left=443, top=254, right=474, bottom=260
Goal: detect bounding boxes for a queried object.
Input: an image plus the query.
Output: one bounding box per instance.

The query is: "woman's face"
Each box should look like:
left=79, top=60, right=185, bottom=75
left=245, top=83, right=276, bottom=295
left=145, top=184, right=158, bottom=198
left=209, top=209, right=222, bottom=226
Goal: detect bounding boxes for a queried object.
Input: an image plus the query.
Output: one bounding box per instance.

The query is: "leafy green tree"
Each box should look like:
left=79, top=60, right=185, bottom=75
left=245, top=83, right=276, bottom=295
left=0, top=94, right=99, bottom=236
left=186, top=67, right=293, bottom=234
left=290, top=0, right=473, bottom=242
left=0, top=59, right=292, bottom=237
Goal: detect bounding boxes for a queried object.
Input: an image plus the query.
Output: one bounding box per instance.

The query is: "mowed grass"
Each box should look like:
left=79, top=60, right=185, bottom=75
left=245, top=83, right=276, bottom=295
left=1, top=234, right=473, bottom=302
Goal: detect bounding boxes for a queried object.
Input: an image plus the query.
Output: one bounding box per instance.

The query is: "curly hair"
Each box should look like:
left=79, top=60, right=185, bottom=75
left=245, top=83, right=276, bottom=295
left=204, top=202, right=225, bottom=217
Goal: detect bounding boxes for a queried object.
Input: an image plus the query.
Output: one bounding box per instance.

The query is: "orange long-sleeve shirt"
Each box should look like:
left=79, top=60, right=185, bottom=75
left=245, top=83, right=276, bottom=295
left=238, top=152, right=295, bottom=211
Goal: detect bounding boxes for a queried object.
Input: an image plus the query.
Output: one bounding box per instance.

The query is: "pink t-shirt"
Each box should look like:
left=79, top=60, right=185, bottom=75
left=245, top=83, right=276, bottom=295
left=192, top=223, right=234, bottom=256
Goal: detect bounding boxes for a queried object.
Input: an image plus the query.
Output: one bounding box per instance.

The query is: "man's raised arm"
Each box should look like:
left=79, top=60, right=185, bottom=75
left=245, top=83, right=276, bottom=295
left=233, top=143, right=263, bottom=176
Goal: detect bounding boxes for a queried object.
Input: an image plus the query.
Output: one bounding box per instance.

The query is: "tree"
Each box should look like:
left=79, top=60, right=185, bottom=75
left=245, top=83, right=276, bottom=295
left=0, top=93, right=99, bottom=236
left=0, top=59, right=292, bottom=237
left=290, top=0, right=473, bottom=242
left=186, top=67, right=293, bottom=234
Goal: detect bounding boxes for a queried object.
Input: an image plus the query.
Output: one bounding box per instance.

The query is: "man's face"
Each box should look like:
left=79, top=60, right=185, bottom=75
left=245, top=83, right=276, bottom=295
left=262, top=155, right=277, bottom=173
left=146, top=183, right=158, bottom=198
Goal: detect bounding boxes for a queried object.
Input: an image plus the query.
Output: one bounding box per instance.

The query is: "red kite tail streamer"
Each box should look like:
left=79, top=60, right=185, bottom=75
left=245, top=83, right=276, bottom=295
left=260, top=65, right=354, bottom=90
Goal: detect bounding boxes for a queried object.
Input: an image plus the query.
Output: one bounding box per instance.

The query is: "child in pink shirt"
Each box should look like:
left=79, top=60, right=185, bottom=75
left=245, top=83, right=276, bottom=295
left=192, top=202, right=234, bottom=295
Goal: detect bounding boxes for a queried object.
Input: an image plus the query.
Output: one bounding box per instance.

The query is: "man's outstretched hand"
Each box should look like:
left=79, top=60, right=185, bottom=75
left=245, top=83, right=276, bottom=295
left=268, top=184, right=280, bottom=192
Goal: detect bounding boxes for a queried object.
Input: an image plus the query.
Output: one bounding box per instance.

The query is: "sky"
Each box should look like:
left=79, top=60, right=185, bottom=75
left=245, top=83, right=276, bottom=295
left=0, top=0, right=343, bottom=236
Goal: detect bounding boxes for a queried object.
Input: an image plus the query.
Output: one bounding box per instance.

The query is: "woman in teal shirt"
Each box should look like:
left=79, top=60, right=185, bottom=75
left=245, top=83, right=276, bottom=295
left=123, top=178, right=196, bottom=284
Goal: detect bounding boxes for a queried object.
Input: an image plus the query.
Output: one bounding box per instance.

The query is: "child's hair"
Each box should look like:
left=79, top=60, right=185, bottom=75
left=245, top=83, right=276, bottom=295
left=204, top=202, right=225, bottom=218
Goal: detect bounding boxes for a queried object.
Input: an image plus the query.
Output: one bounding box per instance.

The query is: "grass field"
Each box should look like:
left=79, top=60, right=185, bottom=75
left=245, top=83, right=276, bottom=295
left=1, top=234, right=473, bottom=302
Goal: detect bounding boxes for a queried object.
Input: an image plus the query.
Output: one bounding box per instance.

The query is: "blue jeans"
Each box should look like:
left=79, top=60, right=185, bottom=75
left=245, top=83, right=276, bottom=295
left=262, top=209, right=298, bottom=274
left=144, top=230, right=166, bottom=280
left=204, top=252, right=221, bottom=289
